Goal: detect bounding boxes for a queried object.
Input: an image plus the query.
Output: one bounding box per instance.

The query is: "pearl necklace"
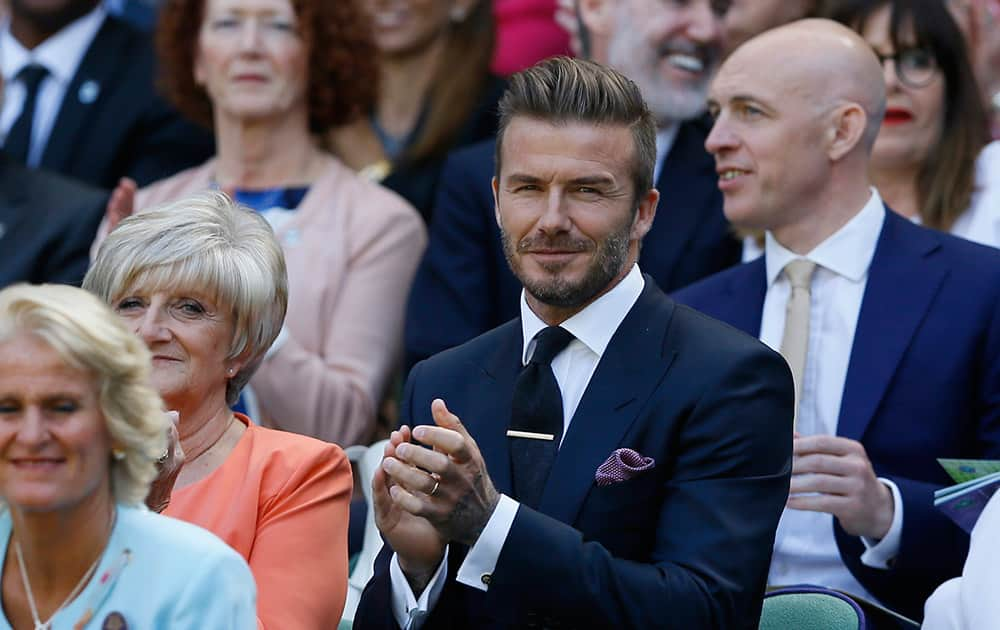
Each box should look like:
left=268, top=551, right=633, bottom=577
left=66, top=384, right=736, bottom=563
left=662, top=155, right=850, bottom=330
left=13, top=511, right=115, bottom=630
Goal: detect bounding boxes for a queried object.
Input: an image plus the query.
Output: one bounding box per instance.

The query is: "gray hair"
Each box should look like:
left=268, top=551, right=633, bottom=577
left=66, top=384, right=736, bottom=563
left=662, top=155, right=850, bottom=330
left=0, top=284, right=169, bottom=505
left=495, top=56, right=658, bottom=206
left=84, top=191, right=289, bottom=406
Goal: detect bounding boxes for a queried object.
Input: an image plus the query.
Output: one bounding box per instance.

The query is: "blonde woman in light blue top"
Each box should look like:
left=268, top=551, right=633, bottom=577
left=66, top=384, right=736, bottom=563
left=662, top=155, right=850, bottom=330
left=0, top=284, right=255, bottom=629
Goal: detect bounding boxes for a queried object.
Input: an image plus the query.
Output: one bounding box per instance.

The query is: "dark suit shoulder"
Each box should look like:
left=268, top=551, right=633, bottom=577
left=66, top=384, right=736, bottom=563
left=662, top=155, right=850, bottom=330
left=414, top=317, right=521, bottom=374
left=672, top=260, right=762, bottom=306
left=9, top=164, right=107, bottom=211
left=442, top=137, right=496, bottom=179
left=669, top=299, right=783, bottom=367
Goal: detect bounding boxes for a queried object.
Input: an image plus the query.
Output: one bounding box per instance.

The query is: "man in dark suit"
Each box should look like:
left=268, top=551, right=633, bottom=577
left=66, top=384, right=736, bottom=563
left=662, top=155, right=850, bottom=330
left=1, top=0, right=213, bottom=189
left=674, top=20, right=1000, bottom=621
left=355, top=57, right=793, bottom=629
left=404, top=0, right=742, bottom=369
left=0, top=154, right=105, bottom=287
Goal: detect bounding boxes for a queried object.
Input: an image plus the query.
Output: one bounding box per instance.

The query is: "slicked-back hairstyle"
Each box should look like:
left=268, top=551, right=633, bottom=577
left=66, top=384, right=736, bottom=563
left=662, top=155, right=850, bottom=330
left=495, top=57, right=658, bottom=207
left=84, top=191, right=288, bottom=407
left=0, top=284, right=169, bottom=506
left=823, top=0, right=989, bottom=231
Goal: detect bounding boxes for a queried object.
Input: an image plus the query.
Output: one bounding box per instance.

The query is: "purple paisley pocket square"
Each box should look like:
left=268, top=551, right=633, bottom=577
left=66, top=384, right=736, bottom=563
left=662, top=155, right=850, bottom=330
left=594, top=448, right=655, bottom=487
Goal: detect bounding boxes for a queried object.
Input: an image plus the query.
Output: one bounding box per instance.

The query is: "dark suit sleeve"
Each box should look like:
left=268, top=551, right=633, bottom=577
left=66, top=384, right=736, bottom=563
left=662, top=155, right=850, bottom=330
left=41, top=190, right=107, bottom=286
left=403, top=147, right=504, bottom=370
left=836, top=283, right=1000, bottom=620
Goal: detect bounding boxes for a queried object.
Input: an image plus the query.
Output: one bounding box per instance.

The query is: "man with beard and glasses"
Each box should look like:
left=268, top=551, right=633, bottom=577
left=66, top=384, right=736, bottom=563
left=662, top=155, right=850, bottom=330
left=403, top=0, right=742, bottom=371
left=0, top=0, right=213, bottom=189
left=354, top=57, right=794, bottom=630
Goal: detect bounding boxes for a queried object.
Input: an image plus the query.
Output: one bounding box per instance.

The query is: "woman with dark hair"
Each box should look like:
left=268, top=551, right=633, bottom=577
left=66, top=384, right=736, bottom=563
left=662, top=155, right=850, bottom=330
left=328, top=0, right=505, bottom=221
left=98, top=0, right=428, bottom=448
left=825, top=0, right=999, bottom=248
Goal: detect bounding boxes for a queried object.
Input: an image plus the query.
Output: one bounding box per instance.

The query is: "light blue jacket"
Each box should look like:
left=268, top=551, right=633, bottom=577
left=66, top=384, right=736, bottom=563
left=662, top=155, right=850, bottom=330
left=0, top=504, right=257, bottom=629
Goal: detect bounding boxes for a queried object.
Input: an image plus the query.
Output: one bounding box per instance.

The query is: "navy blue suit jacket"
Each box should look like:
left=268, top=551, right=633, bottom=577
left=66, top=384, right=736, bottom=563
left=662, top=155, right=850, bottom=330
left=27, top=15, right=213, bottom=189
left=0, top=157, right=106, bottom=288
left=403, top=115, right=741, bottom=369
left=673, top=210, right=1000, bottom=620
left=356, top=278, right=794, bottom=629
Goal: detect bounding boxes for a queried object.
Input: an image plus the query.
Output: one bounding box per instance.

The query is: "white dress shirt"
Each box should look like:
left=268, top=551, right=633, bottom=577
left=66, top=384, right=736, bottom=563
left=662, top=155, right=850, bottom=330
left=0, top=5, right=106, bottom=167
left=922, top=491, right=1000, bottom=630
left=763, top=190, right=903, bottom=602
left=390, top=265, right=646, bottom=630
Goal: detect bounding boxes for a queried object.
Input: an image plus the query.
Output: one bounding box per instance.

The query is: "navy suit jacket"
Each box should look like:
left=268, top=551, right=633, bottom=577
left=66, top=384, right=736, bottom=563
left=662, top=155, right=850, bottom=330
left=0, top=157, right=106, bottom=288
left=27, top=15, right=213, bottom=189
left=673, top=210, right=1000, bottom=620
left=403, top=115, right=741, bottom=369
left=356, top=278, right=794, bottom=629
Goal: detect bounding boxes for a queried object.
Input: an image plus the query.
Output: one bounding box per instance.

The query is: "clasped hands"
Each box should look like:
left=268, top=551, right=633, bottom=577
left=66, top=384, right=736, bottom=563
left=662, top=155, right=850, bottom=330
left=373, top=399, right=500, bottom=590
left=788, top=434, right=894, bottom=540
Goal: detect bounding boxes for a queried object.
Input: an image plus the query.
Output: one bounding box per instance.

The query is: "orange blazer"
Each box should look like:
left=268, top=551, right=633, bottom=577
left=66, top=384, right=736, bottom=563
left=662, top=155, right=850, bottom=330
left=164, top=414, right=352, bottom=629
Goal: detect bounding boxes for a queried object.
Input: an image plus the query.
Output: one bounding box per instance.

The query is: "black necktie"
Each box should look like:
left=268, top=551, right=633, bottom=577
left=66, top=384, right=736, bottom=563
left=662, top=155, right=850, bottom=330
left=509, top=326, right=575, bottom=509
left=4, top=64, right=49, bottom=165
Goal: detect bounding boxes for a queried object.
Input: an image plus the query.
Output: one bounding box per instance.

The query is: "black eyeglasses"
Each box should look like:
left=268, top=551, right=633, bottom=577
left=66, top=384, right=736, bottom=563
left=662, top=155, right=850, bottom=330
left=873, top=47, right=939, bottom=88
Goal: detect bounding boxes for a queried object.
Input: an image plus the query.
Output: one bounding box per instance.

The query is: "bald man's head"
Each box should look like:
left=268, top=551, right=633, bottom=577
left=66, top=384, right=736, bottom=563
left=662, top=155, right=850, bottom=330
left=704, top=19, right=886, bottom=243
left=731, top=19, right=886, bottom=148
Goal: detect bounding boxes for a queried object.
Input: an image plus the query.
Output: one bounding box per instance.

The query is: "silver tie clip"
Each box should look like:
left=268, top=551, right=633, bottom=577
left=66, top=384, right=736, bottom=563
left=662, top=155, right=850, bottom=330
left=506, top=430, right=555, bottom=441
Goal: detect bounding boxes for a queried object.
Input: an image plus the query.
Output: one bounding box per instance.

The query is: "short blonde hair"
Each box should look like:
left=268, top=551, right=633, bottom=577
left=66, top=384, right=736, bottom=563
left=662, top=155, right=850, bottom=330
left=0, top=284, right=168, bottom=505
left=84, top=191, right=289, bottom=406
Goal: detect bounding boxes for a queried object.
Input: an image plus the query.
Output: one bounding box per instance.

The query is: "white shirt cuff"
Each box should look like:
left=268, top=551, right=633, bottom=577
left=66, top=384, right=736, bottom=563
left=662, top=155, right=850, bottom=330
left=264, top=325, right=290, bottom=361
left=456, top=494, right=520, bottom=592
left=860, top=478, right=903, bottom=569
left=389, top=547, right=450, bottom=630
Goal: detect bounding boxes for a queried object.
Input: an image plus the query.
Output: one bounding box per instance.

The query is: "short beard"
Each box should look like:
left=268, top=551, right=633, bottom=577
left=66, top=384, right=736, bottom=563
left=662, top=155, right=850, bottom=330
left=500, top=218, right=633, bottom=310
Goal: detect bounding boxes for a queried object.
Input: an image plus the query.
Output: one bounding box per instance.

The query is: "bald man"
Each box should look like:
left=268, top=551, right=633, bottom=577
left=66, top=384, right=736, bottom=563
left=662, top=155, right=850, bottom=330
left=675, top=19, right=1000, bottom=622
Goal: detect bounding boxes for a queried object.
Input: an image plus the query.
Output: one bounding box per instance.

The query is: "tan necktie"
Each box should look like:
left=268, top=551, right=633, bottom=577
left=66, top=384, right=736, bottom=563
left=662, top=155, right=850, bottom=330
left=779, top=259, right=817, bottom=430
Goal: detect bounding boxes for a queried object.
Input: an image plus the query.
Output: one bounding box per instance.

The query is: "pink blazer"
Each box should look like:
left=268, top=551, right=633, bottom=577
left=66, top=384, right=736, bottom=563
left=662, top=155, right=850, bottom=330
left=114, top=155, right=426, bottom=446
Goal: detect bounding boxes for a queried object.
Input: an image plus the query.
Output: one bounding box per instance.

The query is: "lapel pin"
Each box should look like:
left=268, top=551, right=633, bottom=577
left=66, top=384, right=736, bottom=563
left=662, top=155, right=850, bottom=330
left=78, top=80, right=100, bottom=104
left=506, top=429, right=555, bottom=441
left=101, top=611, right=127, bottom=629
left=0, top=223, right=5, bottom=240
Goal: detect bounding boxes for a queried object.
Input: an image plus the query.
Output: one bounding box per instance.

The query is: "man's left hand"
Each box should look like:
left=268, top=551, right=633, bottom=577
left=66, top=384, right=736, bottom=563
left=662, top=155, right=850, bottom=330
left=383, top=398, right=501, bottom=547
left=787, top=435, right=894, bottom=540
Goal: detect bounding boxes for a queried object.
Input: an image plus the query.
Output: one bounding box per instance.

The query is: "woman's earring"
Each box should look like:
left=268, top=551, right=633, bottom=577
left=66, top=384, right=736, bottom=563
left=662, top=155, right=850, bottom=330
left=111, top=448, right=126, bottom=461
left=449, top=5, right=468, bottom=22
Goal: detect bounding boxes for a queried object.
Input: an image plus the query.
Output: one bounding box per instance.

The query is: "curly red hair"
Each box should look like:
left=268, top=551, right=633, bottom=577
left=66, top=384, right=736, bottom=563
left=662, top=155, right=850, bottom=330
left=156, top=0, right=378, bottom=134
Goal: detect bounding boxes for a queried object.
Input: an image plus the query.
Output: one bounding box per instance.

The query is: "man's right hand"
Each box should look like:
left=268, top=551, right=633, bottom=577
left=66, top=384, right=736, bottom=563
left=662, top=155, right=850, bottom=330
left=374, top=426, right=446, bottom=595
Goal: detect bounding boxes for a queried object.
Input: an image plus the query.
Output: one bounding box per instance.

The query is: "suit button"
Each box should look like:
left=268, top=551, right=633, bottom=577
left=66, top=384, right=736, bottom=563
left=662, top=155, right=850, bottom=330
left=481, top=573, right=492, bottom=586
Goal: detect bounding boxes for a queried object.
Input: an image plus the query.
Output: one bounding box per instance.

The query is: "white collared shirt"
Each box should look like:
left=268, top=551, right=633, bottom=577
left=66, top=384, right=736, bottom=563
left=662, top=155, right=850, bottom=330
left=762, top=189, right=903, bottom=601
left=0, top=5, right=106, bottom=167
left=390, top=265, right=646, bottom=629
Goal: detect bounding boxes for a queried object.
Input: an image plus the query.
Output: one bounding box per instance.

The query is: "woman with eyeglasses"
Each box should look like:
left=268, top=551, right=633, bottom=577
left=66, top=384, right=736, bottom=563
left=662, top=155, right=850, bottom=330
left=824, top=0, right=999, bottom=249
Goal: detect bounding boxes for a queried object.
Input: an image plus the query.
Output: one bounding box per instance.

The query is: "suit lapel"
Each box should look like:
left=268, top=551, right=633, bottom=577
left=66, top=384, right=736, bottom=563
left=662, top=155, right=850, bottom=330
left=643, top=117, right=720, bottom=286
left=40, top=17, right=125, bottom=173
left=719, top=259, right=767, bottom=338
left=539, top=279, right=677, bottom=525
left=469, top=323, right=523, bottom=496
left=837, top=211, right=948, bottom=441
